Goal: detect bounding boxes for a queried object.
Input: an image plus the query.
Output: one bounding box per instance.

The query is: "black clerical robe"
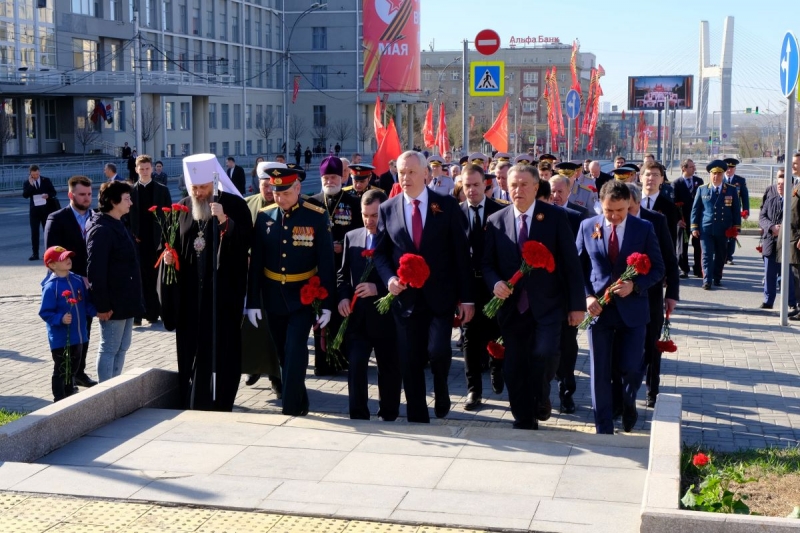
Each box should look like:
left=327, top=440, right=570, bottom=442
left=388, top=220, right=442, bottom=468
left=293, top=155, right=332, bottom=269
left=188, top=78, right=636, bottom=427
left=159, top=192, right=253, bottom=411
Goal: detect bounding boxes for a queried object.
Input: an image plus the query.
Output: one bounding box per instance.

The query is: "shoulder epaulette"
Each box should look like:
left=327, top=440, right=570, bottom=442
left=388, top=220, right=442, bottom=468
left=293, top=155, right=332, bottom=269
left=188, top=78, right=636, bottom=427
left=303, top=202, right=325, bottom=214
left=342, top=185, right=354, bottom=191
left=258, top=203, right=278, bottom=212
left=579, top=184, right=595, bottom=193
left=495, top=198, right=511, bottom=205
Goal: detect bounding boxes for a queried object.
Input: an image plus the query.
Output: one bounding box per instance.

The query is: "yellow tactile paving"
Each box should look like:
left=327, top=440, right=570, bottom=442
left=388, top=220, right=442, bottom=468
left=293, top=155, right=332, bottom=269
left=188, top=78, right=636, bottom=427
left=0, top=493, right=28, bottom=513
left=196, top=510, right=283, bottom=532
left=47, top=523, right=122, bottom=532
left=417, top=528, right=486, bottom=533
left=342, top=521, right=419, bottom=532
left=66, top=500, right=153, bottom=529
left=127, top=506, right=216, bottom=531
left=269, top=515, right=351, bottom=533
left=0, top=515, right=54, bottom=532
left=3, top=495, right=85, bottom=524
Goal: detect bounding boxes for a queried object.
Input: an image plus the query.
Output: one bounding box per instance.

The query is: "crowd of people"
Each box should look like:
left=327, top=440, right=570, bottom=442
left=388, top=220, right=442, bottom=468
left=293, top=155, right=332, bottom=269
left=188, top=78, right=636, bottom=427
left=27, top=147, right=800, bottom=434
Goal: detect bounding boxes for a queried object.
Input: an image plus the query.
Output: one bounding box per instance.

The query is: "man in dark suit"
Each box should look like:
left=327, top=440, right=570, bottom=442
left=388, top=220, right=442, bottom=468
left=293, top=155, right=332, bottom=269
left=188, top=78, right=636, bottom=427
left=483, top=164, right=585, bottom=429
left=226, top=157, right=247, bottom=196
left=337, top=189, right=401, bottom=420
left=44, top=175, right=98, bottom=388
left=459, top=164, right=505, bottom=411
left=759, top=171, right=798, bottom=311
left=374, top=150, right=474, bottom=423
left=576, top=181, right=665, bottom=434
left=691, top=160, right=741, bottom=290
left=640, top=161, right=680, bottom=246
left=624, top=183, right=680, bottom=409
left=22, top=164, right=59, bottom=261
left=377, top=159, right=398, bottom=194
left=588, top=160, right=612, bottom=195
left=672, top=159, right=704, bottom=278
left=723, top=158, right=749, bottom=265
left=308, top=156, right=363, bottom=375
left=128, top=155, right=172, bottom=324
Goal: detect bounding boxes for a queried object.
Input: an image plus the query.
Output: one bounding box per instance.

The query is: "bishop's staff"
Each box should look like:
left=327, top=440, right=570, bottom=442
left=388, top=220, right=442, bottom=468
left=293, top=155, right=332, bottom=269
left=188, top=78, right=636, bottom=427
left=211, top=171, right=219, bottom=401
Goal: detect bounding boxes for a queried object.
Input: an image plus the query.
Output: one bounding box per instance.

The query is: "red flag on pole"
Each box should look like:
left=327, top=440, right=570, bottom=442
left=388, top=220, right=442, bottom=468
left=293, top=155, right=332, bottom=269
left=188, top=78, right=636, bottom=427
left=422, top=104, right=435, bottom=149
left=483, top=98, right=509, bottom=153
left=292, top=76, right=300, bottom=104
left=373, top=118, right=402, bottom=175
left=435, top=102, right=450, bottom=155
left=373, top=95, right=386, bottom=146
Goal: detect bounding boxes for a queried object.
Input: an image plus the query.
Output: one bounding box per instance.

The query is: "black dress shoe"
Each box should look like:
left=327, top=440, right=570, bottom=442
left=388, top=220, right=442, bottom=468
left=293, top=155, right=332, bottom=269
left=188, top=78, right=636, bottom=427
left=434, top=395, right=451, bottom=418
left=535, top=398, right=552, bottom=421
left=622, top=403, right=638, bottom=432
left=726, top=259, right=734, bottom=265
left=702, top=283, right=711, bottom=290
left=714, top=280, right=722, bottom=286
left=646, top=396, right=656, bottom=408
left=133, top=318, right=143, bottom=326
left=74, top=374, right=97, bottom=387
left=559, top=394, right=576, bottom=414
left=512, top=419, right=538, bottom=430
left=679, top=272, right=689, bottom=279
left=490, top=367, right=504, bottom=394
left=759, top=303, right=773, bottom=310
left=462, top=392, right=482, bottom=411
left=269, top=377, right=283, bottom=399
left=29, top=254, right=39, bottom=261
left=790, top=313, right=800, bottom=321
left=789, top=306, right=800, bottom=318
left=245, top=374, right=261, bottom=386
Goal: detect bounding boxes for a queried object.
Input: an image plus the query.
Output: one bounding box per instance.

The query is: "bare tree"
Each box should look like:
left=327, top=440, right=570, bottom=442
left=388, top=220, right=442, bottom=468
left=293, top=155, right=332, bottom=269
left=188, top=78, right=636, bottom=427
left=255, top=110, right=277, bottom=147
left=75, top=115, right=101, bottom=172
left=0, top=109, right=15, bottom=167
left=330, top=119, right=354, bottom=148
left=127, top=106, right=161, bottom=154
left=312, top=123, right=330, bottom=154
left=289, top=115, right=308, bottom=147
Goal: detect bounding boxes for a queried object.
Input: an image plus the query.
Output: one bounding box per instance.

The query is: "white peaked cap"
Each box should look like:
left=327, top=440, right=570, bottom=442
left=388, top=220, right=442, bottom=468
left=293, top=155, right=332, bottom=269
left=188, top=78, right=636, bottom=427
left=257, top=161, right=288, bottom=180
left=182, top=153, right=242, bottom=198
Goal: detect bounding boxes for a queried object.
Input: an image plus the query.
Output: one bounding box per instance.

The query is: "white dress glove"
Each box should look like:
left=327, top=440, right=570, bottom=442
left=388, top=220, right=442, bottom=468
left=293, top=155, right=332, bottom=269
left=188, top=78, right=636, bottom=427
left=317, top=309, right=332, bottom=329
left=246, top=308, right=262, bottom=328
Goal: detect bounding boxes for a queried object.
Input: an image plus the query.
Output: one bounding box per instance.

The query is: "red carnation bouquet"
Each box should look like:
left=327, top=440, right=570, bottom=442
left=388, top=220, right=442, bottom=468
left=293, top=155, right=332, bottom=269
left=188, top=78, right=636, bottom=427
left=487, top=337, right=505, bottom=360
left=61, top=290, right=79, bottom=384
left=301, top=276, right=342, bottom=368
left=578, top=252, right=652, bottom=330
left=150, top=203, right=190, bottom=284
left=375, top=253, right=430, bottom=314
left=725, top=226, right=741, bottom=248
left=483, top=240, right=555, bottom=319
left=655, top=310, right=677, bottom=353
left=331, top=249, right=375, bottom=353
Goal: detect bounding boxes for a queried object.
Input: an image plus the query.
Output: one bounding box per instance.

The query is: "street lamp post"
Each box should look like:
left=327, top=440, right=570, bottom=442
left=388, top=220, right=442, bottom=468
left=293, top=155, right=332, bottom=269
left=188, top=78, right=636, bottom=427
left=283, top=3, right=323, bottom=161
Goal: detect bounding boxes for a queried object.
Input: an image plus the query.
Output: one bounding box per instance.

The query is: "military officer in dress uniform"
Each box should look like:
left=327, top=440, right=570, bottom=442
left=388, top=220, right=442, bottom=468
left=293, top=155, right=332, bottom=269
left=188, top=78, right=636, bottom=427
left=428, top=155, right=455, bottom=196
left=611, top=165, right=637, bottom=183
left=514, top=154, right=535, bottom=166
left=559, top=162, right=599, bottom=214
left=246, top=167, right=335, bottom=416
left=690, top=160, right=741, bottom=290
left=308, top=156, right=363, bottom=375
left=343, top=164, right=379, bottom=199
left=469, top=152, right=489, bottom=170
left=494, top=152, right=512, bottom=164
left=723, top=158, right=749, bottom=265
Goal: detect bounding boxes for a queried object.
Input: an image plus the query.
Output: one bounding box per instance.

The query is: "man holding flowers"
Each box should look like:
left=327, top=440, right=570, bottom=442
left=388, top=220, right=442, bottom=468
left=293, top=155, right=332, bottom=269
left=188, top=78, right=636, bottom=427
left=576, top=181, right=665, bottom=434
left=482, top=164, right=585, bottom=430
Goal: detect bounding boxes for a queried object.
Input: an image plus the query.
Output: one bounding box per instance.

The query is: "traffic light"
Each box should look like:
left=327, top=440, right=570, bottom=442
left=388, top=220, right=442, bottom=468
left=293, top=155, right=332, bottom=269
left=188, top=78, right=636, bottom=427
left=755, top=106, right=759, bottom=114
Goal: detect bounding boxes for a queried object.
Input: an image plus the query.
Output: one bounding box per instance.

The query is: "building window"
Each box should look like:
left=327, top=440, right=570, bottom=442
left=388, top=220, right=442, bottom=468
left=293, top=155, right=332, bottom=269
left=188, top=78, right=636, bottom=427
left=180, top=102, right=190, bottom=129
left=165, top=102, right=175, bottom=130
left=235, top=140, right=241, bottom=155
left=206, top=8, right=214, bottom=37
left=192, top=7, right=200, bottom=35
left=181, top=143, right=190, bottom=155
left=222, top=141, right=229, bottom=155
left=451, top=71, right=459, bottom=81
left=255, top=105, right=263, bottom=127
left=246, top=140, right=252, bottom=155
left=256, top=139, right=262, bottom=154
left=71, top=0, right=94, bottom=16
left=267, top=139, right=273, bottom=155
left=231, top=12, right=239, bottom=42
left=72, top=39, right=97, bottom=71
left=255, top=10, right=262, bottom=46
left=114, top=101, right=125, bottom=131
left=312, top=27, right=326, bottom=50
left=208, top=103, right=217, bottom=129
left=246, top=104, right=252, bottom=129
left=312, top=65, right=327, bottom=89
left=523, top=71, right=538, bottom=84
left=219, top=11, right=227, bottom=40
left=423, top=71, right=431, bottom=81
left=313, top=105, right=326, bottom=128
left=559, top=73, right=566, bottom=82
left=233, top=103, right=241, bottom=129
left=43, top=100, right=57, bottom=140
left=451, top=87, right=457, bottom=95
left=209, top=141, right=217, bottom=155
left=179, top=3, right=188, bottom=34
left=559, top=87, right=566, bottom=95
left=163, top=1, right=172, bottom=31
left=221, top=104, right=229, bottom=129
left=523, top=85, right=538, bottom=98
left=167, top=144, right=175, bottom=157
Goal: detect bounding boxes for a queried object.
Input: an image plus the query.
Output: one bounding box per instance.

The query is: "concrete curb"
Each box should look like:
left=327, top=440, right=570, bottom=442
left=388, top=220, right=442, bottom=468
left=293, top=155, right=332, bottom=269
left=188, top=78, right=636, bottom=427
left=0, top=368, right=178, bottom=463
left=639, top=393, right=800, bottom=532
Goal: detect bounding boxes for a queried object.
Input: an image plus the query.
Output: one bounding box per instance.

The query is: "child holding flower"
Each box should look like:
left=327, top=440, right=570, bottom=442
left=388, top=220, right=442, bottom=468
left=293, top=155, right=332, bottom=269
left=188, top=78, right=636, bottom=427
left=38, top=246, right=96, bottom=402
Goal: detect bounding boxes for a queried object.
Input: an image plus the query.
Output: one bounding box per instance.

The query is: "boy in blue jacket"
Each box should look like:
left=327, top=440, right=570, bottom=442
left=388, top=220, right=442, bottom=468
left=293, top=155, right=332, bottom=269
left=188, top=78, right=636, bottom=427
left=39, top=246, right=96, bottom=401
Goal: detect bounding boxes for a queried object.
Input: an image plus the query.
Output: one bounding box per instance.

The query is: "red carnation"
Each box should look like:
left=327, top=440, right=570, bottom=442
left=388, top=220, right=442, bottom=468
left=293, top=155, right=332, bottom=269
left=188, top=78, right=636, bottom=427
left=161, top=207, right=171, bottom=213
left=756, top=245, right=763, bottom=254
left=741, top=210, right=749, bottom=218
left=397, top=254, right=430, bottom=289
left=67, top=298, right=78, bottom=305
left=656, top=340, right=677, bottom=353
left=300, top=285, right=316, bottom=306
left=626, top=252, right=651, bottom=275
left=361, top=249, right=375, bottom=259
left=308, top=275, right=321, bottom=288
left=171, top=203, right=182, bottom=211
left=487, top=339, right=505, bottom=359
left=61, top=290, right=72, bottom=298
left=522, top=241, right=556, bottom=273
left=692, top=453, right=710, bottom=467
left=315, top=286, right=329, bottom=301
left=148, top=206, right=158, bottom=212
left=724, top=227, right=739, bottom=239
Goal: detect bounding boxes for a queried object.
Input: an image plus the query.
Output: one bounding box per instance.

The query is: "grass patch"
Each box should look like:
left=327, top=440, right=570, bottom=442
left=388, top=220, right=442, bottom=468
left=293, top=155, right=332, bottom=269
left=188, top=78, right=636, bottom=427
left=749, top=197, right=763, bottom=210
left=0, top=408, right=24, bottom=426
left=741, top=219, right=760, bottom=229
left=682, top=444, right=800, bottom=517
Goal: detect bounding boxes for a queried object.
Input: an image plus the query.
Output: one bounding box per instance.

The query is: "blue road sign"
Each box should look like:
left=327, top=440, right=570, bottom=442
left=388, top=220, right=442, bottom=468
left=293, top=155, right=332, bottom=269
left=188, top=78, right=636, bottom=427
left=470, top=61, right=504, bottom=97
left=779, top=32, right=799, bottom=98
left=565, top=89, right=581, bottom=120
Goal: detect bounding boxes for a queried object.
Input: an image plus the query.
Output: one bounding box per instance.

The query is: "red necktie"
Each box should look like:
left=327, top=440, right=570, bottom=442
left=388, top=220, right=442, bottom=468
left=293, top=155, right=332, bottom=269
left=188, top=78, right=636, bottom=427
left=608, top=224, right=619, bottom=265
left=517, top=214, right=529, bottom=313
left=411, top=199, right=423, bottom=250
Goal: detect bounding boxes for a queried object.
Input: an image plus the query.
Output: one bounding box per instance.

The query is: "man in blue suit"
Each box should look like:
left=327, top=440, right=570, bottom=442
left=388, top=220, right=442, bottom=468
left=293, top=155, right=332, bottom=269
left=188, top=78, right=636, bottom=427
left=690, top=160, right=741, bottom=290
left=483, top=164, right=585, bottom=429
left=723, top=158, right=749, bottom=265
left=576, top=181, right=665, bottom=434
left=373, top=151, right=474, bottom=423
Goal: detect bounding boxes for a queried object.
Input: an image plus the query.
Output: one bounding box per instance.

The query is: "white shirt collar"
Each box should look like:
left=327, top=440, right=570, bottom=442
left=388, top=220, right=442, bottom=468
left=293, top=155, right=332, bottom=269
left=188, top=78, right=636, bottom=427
left=404, top=186, right=429, bottom=206
left=604, top=215, right=627, bottom=229
left=513, top=201, right=536, bottom=221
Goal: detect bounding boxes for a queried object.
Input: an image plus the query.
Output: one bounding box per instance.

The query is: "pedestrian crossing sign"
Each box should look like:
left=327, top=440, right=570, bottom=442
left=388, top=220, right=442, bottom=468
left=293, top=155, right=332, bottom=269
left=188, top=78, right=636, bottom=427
left=470, top=61, right=504, bottom=97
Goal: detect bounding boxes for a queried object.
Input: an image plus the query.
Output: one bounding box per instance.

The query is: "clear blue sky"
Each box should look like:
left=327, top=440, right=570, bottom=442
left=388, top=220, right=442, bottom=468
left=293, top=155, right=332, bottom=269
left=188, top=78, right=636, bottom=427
left=419, top=0, right=789, bottom=117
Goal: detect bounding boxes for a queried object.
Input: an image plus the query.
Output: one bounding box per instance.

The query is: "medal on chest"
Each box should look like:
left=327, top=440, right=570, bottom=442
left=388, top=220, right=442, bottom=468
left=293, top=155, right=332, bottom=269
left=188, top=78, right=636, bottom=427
left=333, top=203, right=352, bottom=226
left=293, top=226, right=314, bottom=246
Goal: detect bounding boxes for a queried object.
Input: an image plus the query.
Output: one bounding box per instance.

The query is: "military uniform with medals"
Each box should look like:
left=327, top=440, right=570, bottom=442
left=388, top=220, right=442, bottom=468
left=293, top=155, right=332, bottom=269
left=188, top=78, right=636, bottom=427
left=558, top=162, right=599, bottom=214
left=343, top=164, right=379, bottom=200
